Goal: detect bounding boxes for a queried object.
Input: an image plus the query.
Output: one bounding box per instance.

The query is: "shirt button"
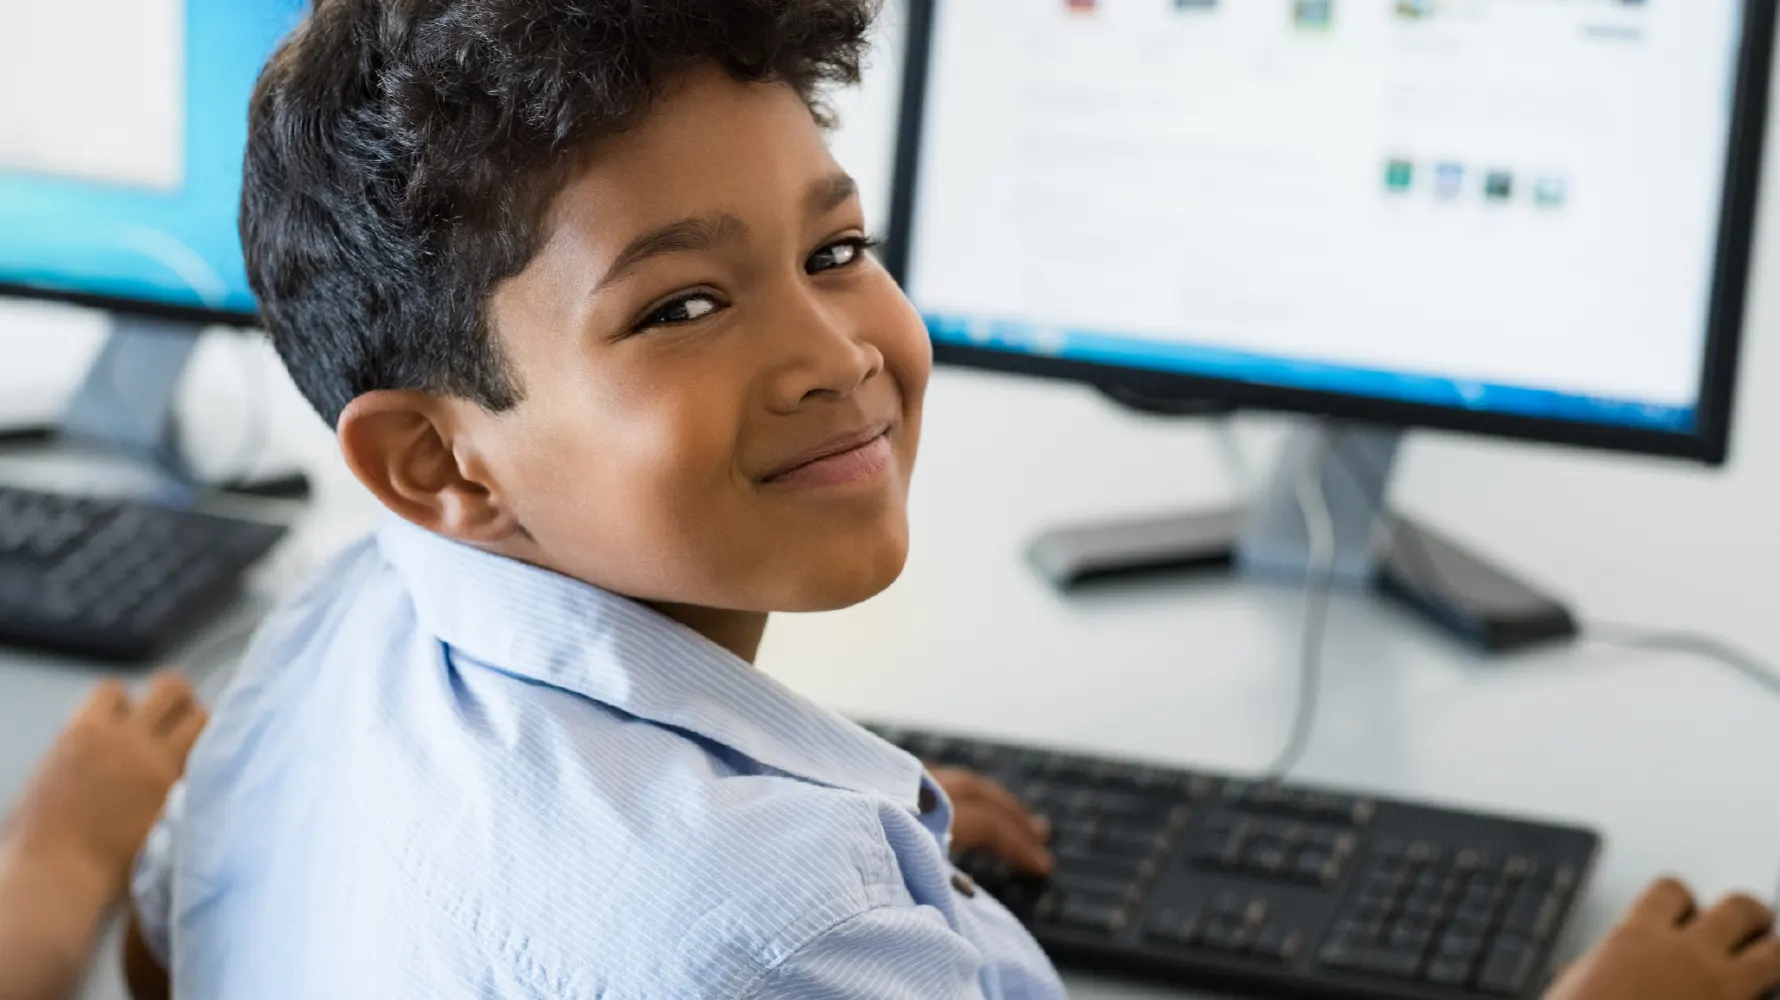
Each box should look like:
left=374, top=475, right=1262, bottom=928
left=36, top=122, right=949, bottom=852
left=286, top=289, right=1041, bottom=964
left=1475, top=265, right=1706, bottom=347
left=952, top=872, right=978, bottom=898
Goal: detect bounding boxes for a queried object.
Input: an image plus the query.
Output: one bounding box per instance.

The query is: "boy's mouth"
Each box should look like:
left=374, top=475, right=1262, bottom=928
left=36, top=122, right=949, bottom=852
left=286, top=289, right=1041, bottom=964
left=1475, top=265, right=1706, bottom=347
left=761, top=422, right=894, bottom=489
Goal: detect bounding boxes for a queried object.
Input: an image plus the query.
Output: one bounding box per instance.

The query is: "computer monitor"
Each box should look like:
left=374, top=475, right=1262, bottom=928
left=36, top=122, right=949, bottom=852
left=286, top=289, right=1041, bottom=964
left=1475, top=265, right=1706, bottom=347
left=0, top=0, right=305, bottom=470
left=885, top=0, right=1776, bottom=648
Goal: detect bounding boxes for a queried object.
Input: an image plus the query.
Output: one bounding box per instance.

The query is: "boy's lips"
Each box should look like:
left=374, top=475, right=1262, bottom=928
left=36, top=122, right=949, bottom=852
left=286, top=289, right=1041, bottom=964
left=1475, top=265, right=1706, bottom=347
left=761, top=422, right=894, bottom=488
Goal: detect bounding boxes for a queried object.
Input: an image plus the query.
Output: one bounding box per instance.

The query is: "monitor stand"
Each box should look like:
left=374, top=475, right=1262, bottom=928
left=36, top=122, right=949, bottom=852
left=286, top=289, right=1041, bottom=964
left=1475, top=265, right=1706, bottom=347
left=0, top=314, right=309, bottom=499
left=1027, top=423, right=1578, bottom=653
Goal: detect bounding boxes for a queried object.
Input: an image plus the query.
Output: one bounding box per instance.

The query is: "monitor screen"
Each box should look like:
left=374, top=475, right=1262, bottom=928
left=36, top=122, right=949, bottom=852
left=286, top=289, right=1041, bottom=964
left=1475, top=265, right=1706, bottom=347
left=895, top=0, right=1762, bottom=450
left=0, top=0, right=306, bottom=321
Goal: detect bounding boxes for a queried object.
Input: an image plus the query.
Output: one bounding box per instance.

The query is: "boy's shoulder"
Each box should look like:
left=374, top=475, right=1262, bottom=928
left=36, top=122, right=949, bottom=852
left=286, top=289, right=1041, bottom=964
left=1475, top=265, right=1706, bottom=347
left=383, top=701, right=925, bottom=998
left=167, top=521, right=939, bottom=999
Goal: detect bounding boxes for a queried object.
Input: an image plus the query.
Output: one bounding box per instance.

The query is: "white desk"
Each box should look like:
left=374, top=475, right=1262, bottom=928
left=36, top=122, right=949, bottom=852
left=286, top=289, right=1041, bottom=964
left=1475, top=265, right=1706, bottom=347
left=2, top=367, right=1779, bottom=1000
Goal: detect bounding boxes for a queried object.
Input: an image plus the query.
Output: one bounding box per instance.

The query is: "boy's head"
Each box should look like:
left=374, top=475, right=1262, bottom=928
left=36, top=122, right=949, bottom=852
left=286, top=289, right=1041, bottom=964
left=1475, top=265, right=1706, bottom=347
left=244, top=0, right=930, bottom=617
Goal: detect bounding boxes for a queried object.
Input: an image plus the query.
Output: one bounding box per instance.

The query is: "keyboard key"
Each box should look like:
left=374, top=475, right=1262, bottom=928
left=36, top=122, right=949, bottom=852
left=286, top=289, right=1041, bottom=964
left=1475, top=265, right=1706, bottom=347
left=1056, top=896, right=1128, bottom=935
left=1454, top=848, right=1493, bottom=874
left=1477, top=937, right=1538, bottom=995
left=1242, top=896, right=1271, bottom=926
left=1503, top=885, right=1564, bottom=941
left=1099, top=825, right=1166, bottom=858
left=1319, top=940, right=1423, bottom=980
left=1426, top=956, right=1476, bottom=987
left=1395, top=915, right=1436, bottom=940
left=1503, top=855, right=1542, bottom=881
left=1209, top=889, right=1247, bottom=917
left=1437, top=930, right=1486, bottom=963
left=1054, top=851, right=1151, bottom=886
left=1449, top=909, right=1495, bottom=936
left=1330, top=916, right=1387, bottom=946
left=1354, top=886, right=1396, bottom=918
left=1293, top=849, right=1333, bottom=884
left=1200, top=914, right=1251, bottom=951
left=1471, top=871, right=1510, bottom=898
left=1387, top=923, right=1433, bottom=956
left=1144, top=908, right=1202, bottom=946
left=1192, top=819, right=1249, bottom=869
left=1053, top=872, right=1138, bottom=902
left=1097, top=790, right=1170, bottom=819
left=1253, top=926, right=1306, bottom=964
left=1220, top=780, right=1255, bottom=807
left=1460, top=883, right=1505, bottom=914
left=1358, top=840, right=1396, bottom=863
left=1246, top=842, right=1290, bottom=876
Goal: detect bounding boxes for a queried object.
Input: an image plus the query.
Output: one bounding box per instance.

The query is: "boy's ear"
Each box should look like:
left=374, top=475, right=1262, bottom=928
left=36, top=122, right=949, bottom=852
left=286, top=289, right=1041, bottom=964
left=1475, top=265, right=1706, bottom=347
left=336, top=390, right=519, bottom=544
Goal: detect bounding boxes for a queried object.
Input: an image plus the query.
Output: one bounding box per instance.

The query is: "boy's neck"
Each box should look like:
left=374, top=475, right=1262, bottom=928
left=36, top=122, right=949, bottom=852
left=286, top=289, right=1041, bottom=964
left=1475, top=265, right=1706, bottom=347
left=648, top=603, right=769, bottom=663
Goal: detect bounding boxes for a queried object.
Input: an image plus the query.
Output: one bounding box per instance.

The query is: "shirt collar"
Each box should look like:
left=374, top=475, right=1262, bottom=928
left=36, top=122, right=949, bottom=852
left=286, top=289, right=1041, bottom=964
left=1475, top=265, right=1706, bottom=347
left=377, top=516, right=925, bottom=812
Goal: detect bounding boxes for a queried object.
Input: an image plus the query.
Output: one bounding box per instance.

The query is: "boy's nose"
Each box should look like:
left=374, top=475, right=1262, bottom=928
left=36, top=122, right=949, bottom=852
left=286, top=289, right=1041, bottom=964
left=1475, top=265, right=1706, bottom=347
left=764, top=296, right=887, bottom=411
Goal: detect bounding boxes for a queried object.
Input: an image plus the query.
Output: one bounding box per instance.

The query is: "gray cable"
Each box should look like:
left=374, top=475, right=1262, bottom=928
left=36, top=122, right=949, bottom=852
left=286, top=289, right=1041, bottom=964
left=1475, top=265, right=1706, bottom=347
left=1587, top=622, right=1780, bottom=701
left=1262, top=427, right=1339, bottom=782
left=1586, top=622, right=1780, bottom=912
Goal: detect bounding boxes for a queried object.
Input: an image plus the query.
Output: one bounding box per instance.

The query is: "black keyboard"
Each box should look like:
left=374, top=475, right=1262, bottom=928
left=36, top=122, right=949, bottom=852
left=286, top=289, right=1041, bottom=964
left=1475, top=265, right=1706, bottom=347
left=0, top=485, right=287, bottom=661
left=868, top=725, right=1601, bottom=1000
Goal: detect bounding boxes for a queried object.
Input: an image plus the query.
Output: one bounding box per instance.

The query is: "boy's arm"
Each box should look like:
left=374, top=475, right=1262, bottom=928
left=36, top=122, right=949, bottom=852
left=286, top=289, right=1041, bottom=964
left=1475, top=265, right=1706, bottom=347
left=1547, top=878, right=1780, bottom=1000
left=0, top=841, right=116, bottom=1000
left=0, top=676, right=203, bottom=1000
left=740, top=905, right=1005, bottom=1000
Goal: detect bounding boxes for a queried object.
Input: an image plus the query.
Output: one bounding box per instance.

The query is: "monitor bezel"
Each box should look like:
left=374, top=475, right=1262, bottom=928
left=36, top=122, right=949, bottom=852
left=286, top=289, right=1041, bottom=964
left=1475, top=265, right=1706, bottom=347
left=0, top=280, right=259, bottom=330
left=883, top=0, right=1775, bottom=465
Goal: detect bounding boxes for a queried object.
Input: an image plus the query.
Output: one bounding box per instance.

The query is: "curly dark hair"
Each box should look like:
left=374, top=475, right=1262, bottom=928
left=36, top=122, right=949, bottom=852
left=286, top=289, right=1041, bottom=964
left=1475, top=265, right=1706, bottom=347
left=244, top=0, right=878, bottom=425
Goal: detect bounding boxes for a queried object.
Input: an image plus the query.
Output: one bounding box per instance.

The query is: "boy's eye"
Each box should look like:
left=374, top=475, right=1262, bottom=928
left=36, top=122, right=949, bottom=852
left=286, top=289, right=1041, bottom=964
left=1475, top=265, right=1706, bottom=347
left=637, top=292, right=723, bottom=331
left=806, top=236, right=881, bottom=274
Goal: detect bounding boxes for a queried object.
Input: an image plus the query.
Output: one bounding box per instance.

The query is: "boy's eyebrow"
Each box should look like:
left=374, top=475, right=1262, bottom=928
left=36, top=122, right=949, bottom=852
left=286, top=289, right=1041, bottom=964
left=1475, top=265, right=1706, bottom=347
left=593, top=174, right=857, bottom=294
left=807, top=173, right=858, bottom=217
left=595, top=213, right=749, bottom=292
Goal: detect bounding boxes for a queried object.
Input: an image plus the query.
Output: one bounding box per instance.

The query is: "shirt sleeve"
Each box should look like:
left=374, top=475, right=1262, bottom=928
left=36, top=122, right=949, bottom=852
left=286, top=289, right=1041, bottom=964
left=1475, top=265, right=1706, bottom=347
left=129, top=778, right=186, bottom=967
left=741, top=904, right=991, bottom=1000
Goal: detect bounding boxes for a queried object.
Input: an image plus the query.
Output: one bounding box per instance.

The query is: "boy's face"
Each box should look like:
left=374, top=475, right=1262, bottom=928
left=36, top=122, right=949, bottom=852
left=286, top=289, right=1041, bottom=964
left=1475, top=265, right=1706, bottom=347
left=475, top=65, right=930, bottom=613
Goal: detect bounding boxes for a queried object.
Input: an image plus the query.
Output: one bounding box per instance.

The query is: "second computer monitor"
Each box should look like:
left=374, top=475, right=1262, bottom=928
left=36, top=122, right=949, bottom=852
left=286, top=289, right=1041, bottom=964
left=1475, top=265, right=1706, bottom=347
left=887, top=0, right=1770, bottom=462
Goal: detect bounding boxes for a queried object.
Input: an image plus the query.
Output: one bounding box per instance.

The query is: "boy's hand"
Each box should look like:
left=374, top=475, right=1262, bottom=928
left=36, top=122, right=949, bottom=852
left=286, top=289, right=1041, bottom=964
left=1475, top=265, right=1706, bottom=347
left=929, top=767, right=1054, bottom=876
left=1547, top=878, right=1780, bottom=1000
left=1, top=674, right=207, bottom=903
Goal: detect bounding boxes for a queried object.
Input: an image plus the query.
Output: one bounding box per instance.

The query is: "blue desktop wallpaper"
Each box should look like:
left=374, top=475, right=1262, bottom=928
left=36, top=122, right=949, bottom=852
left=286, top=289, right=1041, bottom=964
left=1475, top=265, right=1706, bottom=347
left=0, top=0, right=307, bottom=317
left=926, top=314, right=1698, bottom=433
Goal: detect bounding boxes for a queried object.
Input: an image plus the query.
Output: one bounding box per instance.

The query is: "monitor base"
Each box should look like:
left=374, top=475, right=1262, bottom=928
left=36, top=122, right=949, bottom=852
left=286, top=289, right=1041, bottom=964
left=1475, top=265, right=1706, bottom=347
left=0, top=315, right=310, bottom=501
left=1028, top=425, right=1577, bottom=653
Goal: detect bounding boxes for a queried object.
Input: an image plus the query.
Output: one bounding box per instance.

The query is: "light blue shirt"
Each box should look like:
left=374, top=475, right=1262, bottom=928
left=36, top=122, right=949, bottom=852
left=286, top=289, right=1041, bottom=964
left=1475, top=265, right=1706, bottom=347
left=133, top=516, right=1068, bottom=1000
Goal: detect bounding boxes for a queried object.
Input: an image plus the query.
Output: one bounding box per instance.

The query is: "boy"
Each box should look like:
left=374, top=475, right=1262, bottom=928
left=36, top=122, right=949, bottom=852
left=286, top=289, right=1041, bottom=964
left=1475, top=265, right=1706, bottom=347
left=128, top=0, right=1780, bottom=997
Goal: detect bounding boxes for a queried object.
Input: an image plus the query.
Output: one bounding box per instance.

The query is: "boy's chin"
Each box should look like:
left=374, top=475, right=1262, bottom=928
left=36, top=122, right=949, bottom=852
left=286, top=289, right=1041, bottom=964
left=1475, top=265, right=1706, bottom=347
left=774, top=540, right=910, bottom=614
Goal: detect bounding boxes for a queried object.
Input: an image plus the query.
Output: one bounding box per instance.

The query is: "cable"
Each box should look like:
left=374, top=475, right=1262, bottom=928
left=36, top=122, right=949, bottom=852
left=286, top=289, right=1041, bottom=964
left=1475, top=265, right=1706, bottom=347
left=1584, top=622, right=1780, bottom=912
left=1322, top=431, right=1463, bottom=606
left=1213, top=415, right=1253, bottom=491
left=1261, top=427, right=1339, bottom=782
left=1586, top=622, right=1780, bottom=703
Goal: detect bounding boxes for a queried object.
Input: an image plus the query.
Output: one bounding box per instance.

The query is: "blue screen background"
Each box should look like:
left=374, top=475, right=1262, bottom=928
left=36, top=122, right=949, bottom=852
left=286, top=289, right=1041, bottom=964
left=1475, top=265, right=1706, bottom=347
left=0, top=0, right=307, bottom=318
left=926, top=314, right=1697, bottom=433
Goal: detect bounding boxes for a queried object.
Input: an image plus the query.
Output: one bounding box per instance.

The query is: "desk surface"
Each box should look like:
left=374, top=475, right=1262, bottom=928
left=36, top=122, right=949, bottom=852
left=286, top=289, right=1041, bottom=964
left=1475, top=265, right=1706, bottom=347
left=2, top=368, right=1778, bottom=1000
